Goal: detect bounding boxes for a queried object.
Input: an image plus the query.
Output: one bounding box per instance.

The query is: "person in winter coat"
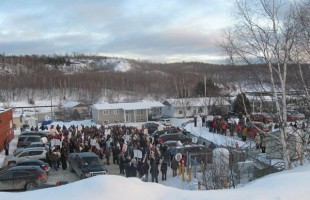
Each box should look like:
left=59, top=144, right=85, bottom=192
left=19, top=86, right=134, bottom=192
left=60, top=146, right=68, bottom=170
left=160, top=160, right=168, bottom=181
left=150, top=157, right=159, bottom=183
left=254, top=133, right=261, bottom=150
left=124, top=156, right=131, bottom=178
left=142, top=161, right=150, bottom=182
left=105, top=147, right=111, bottom=165
left=261, top=136, right=266, bottom=153
left=242, top=127, right=247, bottom=141
left=119, top=154, right=125, bottom=174
left=171, top=158, right=179, bottom=177
left=129, top=161, right=137, bottom=177
left=4, top=139, right=9, bottom=156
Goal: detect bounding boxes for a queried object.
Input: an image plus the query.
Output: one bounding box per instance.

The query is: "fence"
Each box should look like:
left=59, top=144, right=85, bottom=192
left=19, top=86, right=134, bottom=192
left=186, top=148, right=281, bottom=190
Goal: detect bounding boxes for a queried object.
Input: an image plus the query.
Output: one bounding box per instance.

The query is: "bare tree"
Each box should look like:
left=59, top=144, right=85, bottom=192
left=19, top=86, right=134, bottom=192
left=220, top=0, right=310, bottom=170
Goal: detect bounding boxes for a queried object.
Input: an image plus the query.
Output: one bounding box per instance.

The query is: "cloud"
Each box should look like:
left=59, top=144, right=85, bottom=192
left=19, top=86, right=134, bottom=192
left=0, top=0, right=233, bottom=62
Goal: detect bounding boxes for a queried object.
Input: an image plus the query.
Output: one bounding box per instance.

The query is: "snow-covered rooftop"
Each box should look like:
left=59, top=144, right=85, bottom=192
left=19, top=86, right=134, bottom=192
left=62, top=101, right=85, bottom=108
left=164, top=97, right=231, bottom=107
left=92, top=101, right=164, bottom=110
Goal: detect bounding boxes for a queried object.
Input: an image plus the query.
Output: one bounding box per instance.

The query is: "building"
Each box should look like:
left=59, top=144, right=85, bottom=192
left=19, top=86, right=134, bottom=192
left=162, top=97, right=231, bottom=118
left=55, top=101, right=89, bottom=121
left=91, top=101, right=164, bottom=124
left=0, top=108, right=13, bottom=152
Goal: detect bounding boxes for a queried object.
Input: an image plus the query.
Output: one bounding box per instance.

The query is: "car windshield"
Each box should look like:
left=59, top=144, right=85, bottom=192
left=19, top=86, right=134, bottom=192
left=82, top=157, right=102, bottom=166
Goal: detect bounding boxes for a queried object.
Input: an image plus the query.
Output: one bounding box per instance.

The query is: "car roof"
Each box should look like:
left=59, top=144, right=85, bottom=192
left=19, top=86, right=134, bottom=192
left=7, top=165, right=42, bottom=171
left=18, top=147, right=46, bottom=152
left=17, top=159, right=46, bottom=164
left=29, top=142, right=46, bottom=145
left=19, top=134, right=42, bottom=138
left=75, top=152, right=99, bottom=158
left=160, top=133, right=183, bottom=137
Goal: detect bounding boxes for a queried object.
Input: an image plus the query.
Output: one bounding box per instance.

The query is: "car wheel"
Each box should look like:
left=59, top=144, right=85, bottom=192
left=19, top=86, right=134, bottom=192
left=8, top=161, right=16, bottom=167
left=25, top=181, right=38, bottom=191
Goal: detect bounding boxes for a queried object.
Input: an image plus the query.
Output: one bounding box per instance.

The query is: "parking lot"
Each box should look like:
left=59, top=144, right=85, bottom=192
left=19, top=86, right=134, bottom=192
left=45, top=159, right=122, bottom=185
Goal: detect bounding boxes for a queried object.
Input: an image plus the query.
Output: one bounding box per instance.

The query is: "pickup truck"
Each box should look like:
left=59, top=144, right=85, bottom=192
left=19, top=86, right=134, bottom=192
left=68, top=152, right=108, bottom=179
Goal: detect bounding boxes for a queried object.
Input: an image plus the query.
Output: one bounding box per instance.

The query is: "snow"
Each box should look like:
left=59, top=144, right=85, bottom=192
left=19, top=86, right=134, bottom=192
left=0, top=161, right=309, bottom=200
left=1, top=105, right=309, bottom=199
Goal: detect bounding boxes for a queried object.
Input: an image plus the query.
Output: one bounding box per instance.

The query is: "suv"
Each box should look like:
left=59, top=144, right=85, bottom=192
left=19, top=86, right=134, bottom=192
left=0, top=165, right=47, bottom=191
left=19, top=130, right=50, bottom=138
left=69, top=152, right=108, bottom=179
left=17, top=135, right=42, bottom=148
left=3, top=148, right=47, bottom=167
left=158, top=133, right=192, bottom=144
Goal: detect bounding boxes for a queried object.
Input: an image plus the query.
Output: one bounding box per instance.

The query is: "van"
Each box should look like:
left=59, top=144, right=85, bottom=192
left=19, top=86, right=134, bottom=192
left=17, top=135, right=42, bottom=148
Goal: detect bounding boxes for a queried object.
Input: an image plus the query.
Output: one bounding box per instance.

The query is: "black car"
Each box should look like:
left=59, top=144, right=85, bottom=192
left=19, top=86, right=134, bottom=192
left=17, top=135, right=42, bottom=148
left=16, top=159, right=50, bottom=173
left=158, top=133, right=192, bottom=144
left=0, top=166, right=47, bottom=191
left=143, top=122, right=159, bottom=134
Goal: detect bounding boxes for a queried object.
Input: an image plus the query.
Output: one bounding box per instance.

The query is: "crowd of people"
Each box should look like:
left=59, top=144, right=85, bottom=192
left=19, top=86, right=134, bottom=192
left=35, top=123, right=181, bottom=183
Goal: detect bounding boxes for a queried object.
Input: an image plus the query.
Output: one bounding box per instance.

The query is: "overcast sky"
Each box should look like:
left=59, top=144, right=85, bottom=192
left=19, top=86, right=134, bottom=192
left=0, top=0, right=233, bottom=63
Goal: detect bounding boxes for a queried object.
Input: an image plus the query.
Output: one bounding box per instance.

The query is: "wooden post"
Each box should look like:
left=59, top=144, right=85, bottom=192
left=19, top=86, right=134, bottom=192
left=181, top=160, right=185, bottom=182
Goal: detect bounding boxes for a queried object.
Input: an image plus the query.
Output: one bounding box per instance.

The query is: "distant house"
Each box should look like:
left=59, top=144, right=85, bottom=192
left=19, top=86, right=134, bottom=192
left=162, top=97, right=231, bottom=118
left=59, top=101, right=89, bottom=121
left=91, top=101, right=164, bottom=124
left=62, top=101, right=87, bottom=110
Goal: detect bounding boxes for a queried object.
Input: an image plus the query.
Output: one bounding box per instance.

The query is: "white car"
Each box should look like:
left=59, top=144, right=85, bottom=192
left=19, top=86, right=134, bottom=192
left=3, top=148, right=47, bottom=167
left=159, top=118, right=172, bottom=126
left=13, top=142, right=49, bottom=154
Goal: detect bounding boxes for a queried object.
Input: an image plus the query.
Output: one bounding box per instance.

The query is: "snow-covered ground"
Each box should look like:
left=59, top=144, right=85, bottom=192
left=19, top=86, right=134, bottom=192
left=0, top=119, right=309, bottom=199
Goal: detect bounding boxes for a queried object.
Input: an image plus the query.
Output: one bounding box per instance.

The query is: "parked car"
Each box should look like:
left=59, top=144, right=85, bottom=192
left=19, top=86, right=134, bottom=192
left=20, top=124, right=30, bottom=132
left=158, top=133, right=192, bottom=144
left=17, top=135, right=42, bottom=148
left=246, top=121, right=270, bottom=137
left=3, top=148, right=48, bottom=167
left=250, top=113, right=273, bottom=123
left=287, top=110, right=305, bottom=121
left=0, top=165, right=47, bottom=191
left=14, top=142, right=49, bottom=154
left=69, top=152, right=108, bottom=179
left=19, top=130, right=50, bottom=138
left=16, top=159, right=50, bottom=173
left=158, top=118, right=172, bottom=126
left=142, top=122, right=159, bottom=134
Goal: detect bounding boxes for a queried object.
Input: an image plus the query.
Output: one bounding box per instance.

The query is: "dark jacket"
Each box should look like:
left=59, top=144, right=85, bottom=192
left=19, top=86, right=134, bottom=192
left=142, top=161, right=149, bottom=174
left=171, top=158, right=179, bottom=171
left=161, top=161, right=168, bottom=173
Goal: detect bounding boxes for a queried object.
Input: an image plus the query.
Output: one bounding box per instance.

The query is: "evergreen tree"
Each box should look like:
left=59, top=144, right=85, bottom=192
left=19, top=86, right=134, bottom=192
left=233, top=93, right=251, bottom=116
left=193, top=79, right=220, bottom=97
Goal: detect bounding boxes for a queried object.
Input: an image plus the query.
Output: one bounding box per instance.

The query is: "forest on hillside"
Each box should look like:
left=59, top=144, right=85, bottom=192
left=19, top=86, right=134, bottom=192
left=0, top=54, right=309, bottom=104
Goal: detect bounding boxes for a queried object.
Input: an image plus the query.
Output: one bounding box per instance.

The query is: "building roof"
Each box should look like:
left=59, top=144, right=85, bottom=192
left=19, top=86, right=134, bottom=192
left=62, top=101, right=86, bottom=108
left=163, top=97, right=231, bottom=107
left=92, top=101, right=164, bottom=111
